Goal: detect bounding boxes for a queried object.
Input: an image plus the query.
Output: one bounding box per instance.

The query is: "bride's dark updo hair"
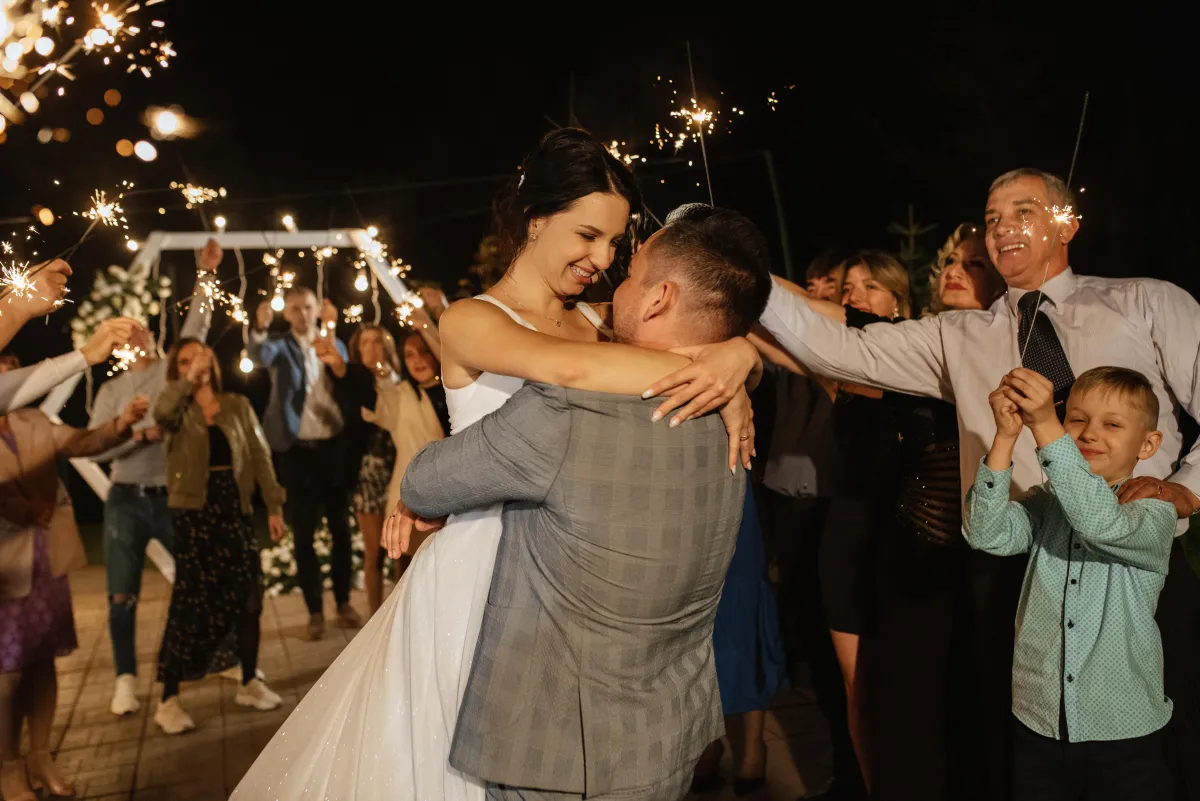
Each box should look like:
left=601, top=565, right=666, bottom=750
left=492, top=128, right=644, bottom=268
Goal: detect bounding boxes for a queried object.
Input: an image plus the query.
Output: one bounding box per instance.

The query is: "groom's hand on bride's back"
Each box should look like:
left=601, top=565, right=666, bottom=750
left=382, top=501, right=447, bottom=559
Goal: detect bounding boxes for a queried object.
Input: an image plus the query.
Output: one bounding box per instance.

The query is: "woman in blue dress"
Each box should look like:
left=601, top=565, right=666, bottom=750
left=692, top=473, right=788, bottom=795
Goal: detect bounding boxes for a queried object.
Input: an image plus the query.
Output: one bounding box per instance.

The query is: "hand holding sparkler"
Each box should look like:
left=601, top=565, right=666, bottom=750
left=184, top=346, right=213, bottom=386
left=314, top=337, right=346, bottom=378
left=254, top=299, right=274, bottom=331
left=0, top=258, right=72, bottom=315
left=319, top=298, right=338, bottom=329
left=417, top=287, right=448, bottom=320
left=117, top=395, right=150, bottom=433
left=196, top=238, right=223, bottom=273
left=80, top=318, right=147, bottom=367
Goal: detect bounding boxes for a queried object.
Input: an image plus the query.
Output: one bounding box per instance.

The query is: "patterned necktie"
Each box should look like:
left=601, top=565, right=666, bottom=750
left=1017, top=291, right=1075, bottom=420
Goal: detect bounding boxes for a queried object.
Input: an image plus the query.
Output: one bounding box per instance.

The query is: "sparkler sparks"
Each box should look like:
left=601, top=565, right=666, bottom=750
left=1051, top=205, right=1080, bottom=226
left=343, top=304, right=364, bottom=324
left=0, top=260, right=36, bottom=301
left=606, top=140, right=645, bottom=166
left=2, top=1, right=175, bottom=133
left=196, top=271, right=246, bottom=322
left=107, top=343, right=146, bottom=376
left=169, top=181, right=225, bottom=209
left=81, top=188, right=127, bottom=227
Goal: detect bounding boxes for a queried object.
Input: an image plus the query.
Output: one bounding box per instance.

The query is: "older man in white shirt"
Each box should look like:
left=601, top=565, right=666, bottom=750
left=757, top=166, right=1200, bottom=796
left=759, top=168, right=1200, bottom=522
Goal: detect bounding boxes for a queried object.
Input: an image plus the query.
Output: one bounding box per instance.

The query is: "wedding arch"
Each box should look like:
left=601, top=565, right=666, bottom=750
left=40, top=228, right=412, bottom=580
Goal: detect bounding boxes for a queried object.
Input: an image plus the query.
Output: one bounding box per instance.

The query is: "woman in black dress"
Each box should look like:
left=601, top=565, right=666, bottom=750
left=152, top=339, right=287, bottom=735
left=816, top=250, right=913, bottom=791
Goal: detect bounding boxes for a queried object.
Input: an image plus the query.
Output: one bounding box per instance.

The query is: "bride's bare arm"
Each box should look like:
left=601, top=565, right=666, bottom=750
left=439, top=298, right=757, bottom=471
left=439, top=299, right=692, bottom=392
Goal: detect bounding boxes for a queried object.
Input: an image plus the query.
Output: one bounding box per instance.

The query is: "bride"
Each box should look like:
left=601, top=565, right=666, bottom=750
left=231, top=129, right=760, bottom=800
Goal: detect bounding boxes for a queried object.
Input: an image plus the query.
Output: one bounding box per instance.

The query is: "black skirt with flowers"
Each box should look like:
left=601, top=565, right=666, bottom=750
left=157, top=471, right=260, bottom=683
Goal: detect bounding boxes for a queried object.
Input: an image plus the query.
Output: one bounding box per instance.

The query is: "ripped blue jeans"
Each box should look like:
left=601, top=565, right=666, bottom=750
left=104, top=484, right=174, bottom=677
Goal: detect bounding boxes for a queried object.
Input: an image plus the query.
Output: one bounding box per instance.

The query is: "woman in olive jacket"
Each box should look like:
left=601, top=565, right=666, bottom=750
left=152, top=338, right=286, bottom=736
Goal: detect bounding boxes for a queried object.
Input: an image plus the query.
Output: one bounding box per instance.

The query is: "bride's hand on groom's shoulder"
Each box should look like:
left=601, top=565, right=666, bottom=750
left=643, top=338, right=759, bottom=426
left=641, top=338, right=757, bottom=474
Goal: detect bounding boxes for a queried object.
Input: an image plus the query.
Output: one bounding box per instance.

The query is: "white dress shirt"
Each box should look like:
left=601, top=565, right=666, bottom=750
left=294, top=332, right=343, bottom=441
left=759, top=268, right=1200, bottom=531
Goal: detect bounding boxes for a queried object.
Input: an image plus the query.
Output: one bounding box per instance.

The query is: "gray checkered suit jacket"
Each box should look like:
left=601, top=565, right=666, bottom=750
left=401, top=382, right=744, bottom=797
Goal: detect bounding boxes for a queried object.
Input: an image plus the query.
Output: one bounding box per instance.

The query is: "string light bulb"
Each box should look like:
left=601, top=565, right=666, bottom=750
left=239, top=349, right=254, bottom=374
left=152, top=109, right=179, bottom=136
left=354, top=270, right=369, bottom=292
left=270, top=293, right=285, bottom=312
left=214, top=215, right=226, bottom=231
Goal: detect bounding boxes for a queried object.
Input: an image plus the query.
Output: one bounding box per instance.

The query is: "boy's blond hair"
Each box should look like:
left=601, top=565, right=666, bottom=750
left=1070, top=367, right=1159, bottom=431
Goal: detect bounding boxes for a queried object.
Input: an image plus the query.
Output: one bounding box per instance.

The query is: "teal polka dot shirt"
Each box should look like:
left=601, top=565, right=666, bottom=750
left=964, top=433, right=1178, bottom=742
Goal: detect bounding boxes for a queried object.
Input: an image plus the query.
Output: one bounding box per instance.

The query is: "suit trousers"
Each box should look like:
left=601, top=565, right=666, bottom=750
left=1012, top=718, right=1172, bottom=801
left=277, top=439, right=352, bottom=613
left=485, top=764, right=692, bottom=801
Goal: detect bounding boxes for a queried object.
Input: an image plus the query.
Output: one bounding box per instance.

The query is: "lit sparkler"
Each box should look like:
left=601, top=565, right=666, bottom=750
left=170, top=181, right=225, bottom=209
left=606, top=140, right=645, bottom=166
left=81, top=188, right=126, bottom=227
left=107, top=342, right=146, bottom=376
left=0, top=260, right=36, bottom=301
left=1, top=242, right=12, bottom=255
left=1051, top=205, right=1080, bottom=226
left=196, top=271, right=245, bottom=321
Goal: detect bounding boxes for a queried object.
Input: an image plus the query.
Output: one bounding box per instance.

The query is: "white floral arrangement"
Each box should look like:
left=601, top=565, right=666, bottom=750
left=70, top=263, right=172, bottom=349
left=261, top=514, right=397, bottom=597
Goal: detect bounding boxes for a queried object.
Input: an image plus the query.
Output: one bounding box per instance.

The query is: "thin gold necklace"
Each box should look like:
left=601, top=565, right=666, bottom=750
left=499, top=277, right=563, bottom=328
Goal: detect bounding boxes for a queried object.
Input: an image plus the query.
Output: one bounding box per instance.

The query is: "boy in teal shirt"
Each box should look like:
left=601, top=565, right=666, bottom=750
left=965, top=366, right=1177, bottom=800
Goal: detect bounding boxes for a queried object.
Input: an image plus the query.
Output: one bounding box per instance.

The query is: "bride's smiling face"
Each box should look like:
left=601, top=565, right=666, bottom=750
left=526, top=191, right=630, bottom=297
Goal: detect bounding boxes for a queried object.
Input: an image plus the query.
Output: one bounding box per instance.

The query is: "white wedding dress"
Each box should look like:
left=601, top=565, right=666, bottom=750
left=232, top=297, right=606, bottom=801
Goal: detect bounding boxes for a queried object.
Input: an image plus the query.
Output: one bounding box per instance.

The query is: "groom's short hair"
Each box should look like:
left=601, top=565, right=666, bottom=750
left=648, top=205, right=772, bottom=339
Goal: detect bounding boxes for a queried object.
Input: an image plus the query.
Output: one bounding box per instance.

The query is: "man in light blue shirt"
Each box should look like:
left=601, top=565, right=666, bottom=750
left=965, top=365, right=1177, bottom=800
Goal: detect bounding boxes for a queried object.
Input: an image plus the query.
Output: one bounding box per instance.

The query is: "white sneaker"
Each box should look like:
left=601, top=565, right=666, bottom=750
left=154, top=695, right=196, bottom=735
left=110, top=674, right=140, bottom=717
left=234, top=678, right=282, bottom=711
left=217, top=665, right=266, bottom=682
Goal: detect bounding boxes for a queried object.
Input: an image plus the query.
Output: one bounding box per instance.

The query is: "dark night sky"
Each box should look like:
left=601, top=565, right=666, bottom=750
left=2, top=14, right=1198, bottom=390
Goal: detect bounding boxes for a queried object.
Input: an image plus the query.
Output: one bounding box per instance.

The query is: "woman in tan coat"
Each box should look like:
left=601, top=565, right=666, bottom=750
left=0, top=397, right=147, bottom=800
left=152, top=339, right=286, bottom=736
left=350, top=328, right=445, bottom=613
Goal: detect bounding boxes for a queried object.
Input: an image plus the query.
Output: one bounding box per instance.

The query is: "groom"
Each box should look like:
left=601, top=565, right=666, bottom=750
left=399, top=206, right=771, bottom=800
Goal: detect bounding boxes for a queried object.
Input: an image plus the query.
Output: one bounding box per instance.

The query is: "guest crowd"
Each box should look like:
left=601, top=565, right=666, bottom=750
left=0, top=160, right=1198, bottom=801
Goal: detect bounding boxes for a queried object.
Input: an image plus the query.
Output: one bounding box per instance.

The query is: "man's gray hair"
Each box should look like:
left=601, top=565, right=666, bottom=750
left=989, top=168, right=1078, bottom=211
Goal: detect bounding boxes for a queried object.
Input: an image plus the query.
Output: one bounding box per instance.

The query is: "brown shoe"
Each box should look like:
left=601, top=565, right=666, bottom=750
left=337, top=603, right=362, bottom=629
left=307, top=613, right=325, bottom=641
